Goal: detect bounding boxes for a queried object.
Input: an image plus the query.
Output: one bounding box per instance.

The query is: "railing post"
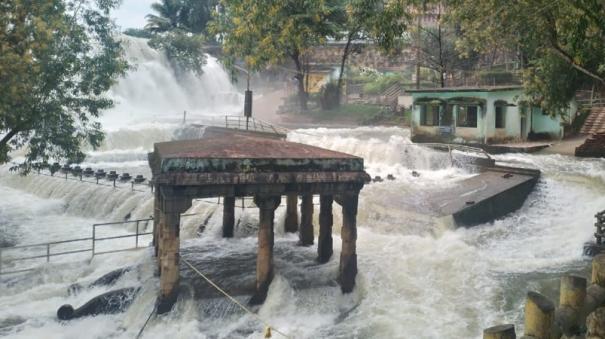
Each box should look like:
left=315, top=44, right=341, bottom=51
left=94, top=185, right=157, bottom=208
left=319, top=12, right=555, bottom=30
left=135, top=221, right=139, bottom=248
left=46, top=244, right=50, bottom=262
left=92, top=225, right=96, bottom=257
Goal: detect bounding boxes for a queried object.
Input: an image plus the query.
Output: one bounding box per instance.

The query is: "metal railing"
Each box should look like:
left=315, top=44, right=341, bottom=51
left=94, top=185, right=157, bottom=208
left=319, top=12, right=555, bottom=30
left=0, top=217, right=153, bottom=275
left=595, top=210, right=605, bottom=245
left=224, top=116, right=289, bottom=136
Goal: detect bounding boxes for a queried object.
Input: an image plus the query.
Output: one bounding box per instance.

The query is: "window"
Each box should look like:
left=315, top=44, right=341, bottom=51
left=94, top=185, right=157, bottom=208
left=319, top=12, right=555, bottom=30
left=495, top=105, right=506, bottom=128
left=420, top=104, right=440, bottom=126
left=457, top=105, right=478, bottom=128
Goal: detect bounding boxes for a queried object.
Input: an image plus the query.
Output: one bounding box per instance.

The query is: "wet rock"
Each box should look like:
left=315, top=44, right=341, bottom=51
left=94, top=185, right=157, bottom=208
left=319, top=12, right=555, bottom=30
left=386, top=174, right=396, bottom=181
left=373, top=176, right=383, bottom=183
left=58, top=287, right=140, bottom=320
left=411, top=171, right=420, bottom=177
left=68, top=267, right=132, bottom=295
left=587, top=307, right=605, bottom=338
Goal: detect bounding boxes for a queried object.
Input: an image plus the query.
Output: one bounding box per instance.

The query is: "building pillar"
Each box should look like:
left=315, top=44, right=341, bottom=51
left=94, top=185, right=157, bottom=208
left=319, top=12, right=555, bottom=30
left=299, top=194, right=314, bottom=246
left=339, top=193, right=358, bottom=293
left=152, top=185, right=160, bottom=257
left=222, top=196, right=235, bottom=238
left=251, top=195, right=281, bottom=305
left=318, top=195, right=333, bottom=263
left=156, top=195, right=191, bottom=314
left=284, top=193, right=299, bottom=233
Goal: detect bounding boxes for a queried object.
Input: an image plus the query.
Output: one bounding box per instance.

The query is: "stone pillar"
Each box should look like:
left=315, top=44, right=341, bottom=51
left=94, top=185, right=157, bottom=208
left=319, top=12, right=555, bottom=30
left=299, top=194, right=314, bottom=246
left=483, top=324, right=516, bottom=339
left=153, top=185, right=160, bottom=257
left=339, top=193, right=358, bottom=293
left=222, top=196, right=235, bottom=238
left=156, top=195, right=191, bottom=314
left=250, top=195, right=281, bottom=305
left=556, top=275, right=586, bottom=336
left=318, top=195, right=333, bottom=263
left=524, top=291, right=555, bottom=339
left=284, top=193, right=299, bottom=233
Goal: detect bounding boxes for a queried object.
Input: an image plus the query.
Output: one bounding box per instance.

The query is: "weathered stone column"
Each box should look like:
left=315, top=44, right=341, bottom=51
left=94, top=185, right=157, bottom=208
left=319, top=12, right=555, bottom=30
left=222, top=196, right=235, bottom=238
left=153, top=185, right=160, bottom=257
left=523, top=291, right=555, bottom=339
left=156, top=195, right=191, bottom=314
left=339, top=193, right=358, bottom=293
left=556, top=275, right=586, bottom=336
left=299, top=194, right=314, bottom=246
left=251, top=195, right=281, bottom=305
left=284, top=193, right=299, bottom=233
left=318, top=195, right=333, bottom=263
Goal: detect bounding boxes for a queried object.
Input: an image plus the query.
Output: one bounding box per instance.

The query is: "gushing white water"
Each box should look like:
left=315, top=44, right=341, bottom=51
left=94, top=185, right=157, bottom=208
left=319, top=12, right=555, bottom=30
left=1, top=36, right=603, bottom=338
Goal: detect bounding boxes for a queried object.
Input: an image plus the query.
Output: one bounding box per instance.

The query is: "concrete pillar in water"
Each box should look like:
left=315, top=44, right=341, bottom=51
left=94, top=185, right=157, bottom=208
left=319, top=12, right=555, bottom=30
left=222, top=196, right=235, bottom=238
left=284, top=193, right=299, bottom=233
left=299, top=194, right=314, bottom=246
left=555, top=275, right=586, bottom=336
left=591, top=254, right=605, bottom=287
left=318, top=195, right=333, bottom=263
left=251, top=195, right=281, bottom=305
left=483, top=324, right=516, bottom=339
left=157, top=196, right=191, bottom=314
left=523, top=291, right=555, bottom=339
left=339, top=193, right=358, bottom=293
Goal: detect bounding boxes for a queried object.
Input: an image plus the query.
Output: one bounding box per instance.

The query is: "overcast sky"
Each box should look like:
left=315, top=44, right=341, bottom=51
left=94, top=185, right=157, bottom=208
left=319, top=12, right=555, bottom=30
left=113, top=0, right=156, bottom=30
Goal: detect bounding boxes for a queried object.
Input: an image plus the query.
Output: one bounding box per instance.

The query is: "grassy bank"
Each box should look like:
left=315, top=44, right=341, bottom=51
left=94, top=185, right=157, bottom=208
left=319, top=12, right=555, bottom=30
left=302, top=103, right=410, bottom=126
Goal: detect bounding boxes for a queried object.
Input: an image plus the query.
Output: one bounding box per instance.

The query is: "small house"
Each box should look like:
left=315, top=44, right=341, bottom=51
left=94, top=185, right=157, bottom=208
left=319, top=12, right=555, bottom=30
left=408, top=86, right=578, bottom=143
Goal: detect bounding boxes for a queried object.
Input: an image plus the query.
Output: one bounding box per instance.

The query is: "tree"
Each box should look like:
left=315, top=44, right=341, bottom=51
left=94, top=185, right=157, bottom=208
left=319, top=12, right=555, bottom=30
left=211, top=0, right=338, bottom=111
left=144, top=0, right=216, bottom=74
left=332, top=0, right=409, bottom=104
left=0, top=0, right=128, bottom=167
left=412, top=2, right=478, bottom=87
left=448, top=0, right=605, bottom=115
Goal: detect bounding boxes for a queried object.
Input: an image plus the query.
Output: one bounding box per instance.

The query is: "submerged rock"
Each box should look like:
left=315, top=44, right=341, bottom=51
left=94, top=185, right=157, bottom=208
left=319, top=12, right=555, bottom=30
left=68, top=267, right=132, bottom=295
left=57, top=287, right=140, bottom=320
left=587, top=307, right=605, bottom=338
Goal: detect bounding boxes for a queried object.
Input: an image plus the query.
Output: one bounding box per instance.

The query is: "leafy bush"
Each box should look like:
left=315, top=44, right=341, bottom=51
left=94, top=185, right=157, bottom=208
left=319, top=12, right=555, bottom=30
left=361, top=72, right=404, bottom=94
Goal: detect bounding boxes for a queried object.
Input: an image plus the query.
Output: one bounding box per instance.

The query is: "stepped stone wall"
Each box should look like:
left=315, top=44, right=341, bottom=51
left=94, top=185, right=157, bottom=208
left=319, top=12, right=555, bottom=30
left=576, top=132, right=605, bottom=158
left=309, top=43, right=414, bottom=71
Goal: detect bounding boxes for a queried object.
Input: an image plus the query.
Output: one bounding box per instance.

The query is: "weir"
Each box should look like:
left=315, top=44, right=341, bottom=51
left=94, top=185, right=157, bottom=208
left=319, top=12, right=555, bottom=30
left=148, top=127, right=370, bottom=313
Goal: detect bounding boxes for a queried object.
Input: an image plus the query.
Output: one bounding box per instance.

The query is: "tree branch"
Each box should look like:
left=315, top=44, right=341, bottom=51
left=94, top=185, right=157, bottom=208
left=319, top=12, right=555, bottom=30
left=550, top=44, right=605, bottom=84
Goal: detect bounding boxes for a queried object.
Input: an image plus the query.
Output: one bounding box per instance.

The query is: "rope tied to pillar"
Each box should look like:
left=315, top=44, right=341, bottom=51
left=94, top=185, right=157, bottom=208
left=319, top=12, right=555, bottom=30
left=181, top=258, right=291, bottom=339
left=135, top=302, right=157, bottom=339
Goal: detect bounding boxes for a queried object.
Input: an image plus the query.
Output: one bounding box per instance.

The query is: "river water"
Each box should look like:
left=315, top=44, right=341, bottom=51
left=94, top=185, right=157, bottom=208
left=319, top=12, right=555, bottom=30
left=1, top=37, right=604, bottom=339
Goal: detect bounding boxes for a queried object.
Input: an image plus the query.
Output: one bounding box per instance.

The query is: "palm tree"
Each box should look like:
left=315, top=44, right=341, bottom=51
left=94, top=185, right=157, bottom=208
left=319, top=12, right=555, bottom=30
left=145, top=0, right=186, bottom=34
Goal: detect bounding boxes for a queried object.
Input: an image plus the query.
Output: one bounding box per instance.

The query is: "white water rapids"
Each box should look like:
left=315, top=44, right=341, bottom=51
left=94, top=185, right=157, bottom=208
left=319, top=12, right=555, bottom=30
left=1, top=37, right=605, bottom=339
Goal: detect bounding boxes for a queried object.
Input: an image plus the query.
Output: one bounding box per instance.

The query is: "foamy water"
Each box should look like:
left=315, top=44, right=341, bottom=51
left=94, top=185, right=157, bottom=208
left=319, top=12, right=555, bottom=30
left=1, top=36, right=603, bottom=339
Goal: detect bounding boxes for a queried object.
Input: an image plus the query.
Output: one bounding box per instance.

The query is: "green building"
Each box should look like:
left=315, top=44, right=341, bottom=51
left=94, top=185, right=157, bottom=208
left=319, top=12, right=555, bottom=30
left=408, top=86, right=578, bottom=143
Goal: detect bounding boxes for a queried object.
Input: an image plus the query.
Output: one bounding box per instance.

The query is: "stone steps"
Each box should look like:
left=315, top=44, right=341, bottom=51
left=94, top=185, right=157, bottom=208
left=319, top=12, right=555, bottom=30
left=575, top=132, right=605, bottom=157
left=581, top=107, right=605, bottom=134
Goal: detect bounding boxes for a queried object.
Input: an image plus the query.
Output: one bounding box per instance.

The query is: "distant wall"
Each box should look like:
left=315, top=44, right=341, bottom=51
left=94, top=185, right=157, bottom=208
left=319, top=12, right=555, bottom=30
left=309, top=43, right=413, bottom=71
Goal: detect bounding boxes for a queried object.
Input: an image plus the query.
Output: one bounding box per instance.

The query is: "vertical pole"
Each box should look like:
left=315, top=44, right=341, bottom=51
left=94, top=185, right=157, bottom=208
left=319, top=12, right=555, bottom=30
left=339, top=193, right=358, bottom=293
left=222, top=196, right=236, bottom=238
left=46, top=244, right=50, bottom=263
left=318, top=195, right=333, bottom=263
left=135, top=221, right=140, bottom=248
left=251, top=195, right=280, bottom=305
left=284, top=193, right=298, bottom=233
left=131, top=182, right=134, bottom=192
left=299, top=194, right=314, bottom=246
left=92, top=225, right=96, bottom=257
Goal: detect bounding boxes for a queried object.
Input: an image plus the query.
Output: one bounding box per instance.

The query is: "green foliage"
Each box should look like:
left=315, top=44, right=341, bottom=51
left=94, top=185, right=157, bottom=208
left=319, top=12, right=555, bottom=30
left=144, top=0, right=216, bottom=73
left=448, top=0, right=605, bottom=115
left=123, top=28, right=153, bottom=39
left=0, top=0, right=128, bottom=167
left=211, top=0, right=339, bottom=110
left=148, top=30, right=206, bottom=74
left=362, top=72, right=404, bottom=94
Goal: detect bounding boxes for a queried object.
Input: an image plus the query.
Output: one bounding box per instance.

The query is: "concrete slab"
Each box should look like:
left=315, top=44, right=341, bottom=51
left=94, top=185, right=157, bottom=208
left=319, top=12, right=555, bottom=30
left=426, top=165, right=540, bottom=226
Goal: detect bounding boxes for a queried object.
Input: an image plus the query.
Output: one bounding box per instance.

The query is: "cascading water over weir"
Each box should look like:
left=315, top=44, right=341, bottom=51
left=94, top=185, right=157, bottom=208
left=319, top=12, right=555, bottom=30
left=0, top=36, right=604, bottom=338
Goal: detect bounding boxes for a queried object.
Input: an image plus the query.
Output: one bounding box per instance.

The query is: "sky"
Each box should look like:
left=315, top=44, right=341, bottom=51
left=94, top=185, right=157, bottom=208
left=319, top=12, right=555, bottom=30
left=112, top=0, right=156, bottom=30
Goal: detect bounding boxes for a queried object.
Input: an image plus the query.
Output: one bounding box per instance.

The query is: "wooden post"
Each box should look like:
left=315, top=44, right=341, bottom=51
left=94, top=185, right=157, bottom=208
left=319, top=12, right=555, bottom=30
left=591, top=254, right=605, bottom=287
left=250, top=195, right=281, bottom=305
left=318, top=195, right=333, bottom=263
left=483, top=324, right=516, bottom=339
left=524, top=291, right=555, bottom=339
left=339, top=193, right=358, bottom=293
left=156, top=195, right=191, bottom=314
left=299, top=194, right=314, bottom=246
left=556, top=275, right=586, bottom=336
left=284, top=193, right=299, bottom=233
left=222, top=196, right=235, bottom=238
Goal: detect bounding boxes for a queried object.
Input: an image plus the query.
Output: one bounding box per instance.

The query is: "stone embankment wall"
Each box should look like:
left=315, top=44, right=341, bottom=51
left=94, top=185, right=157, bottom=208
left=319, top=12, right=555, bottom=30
left=309, top=43, right=414, bottom=71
